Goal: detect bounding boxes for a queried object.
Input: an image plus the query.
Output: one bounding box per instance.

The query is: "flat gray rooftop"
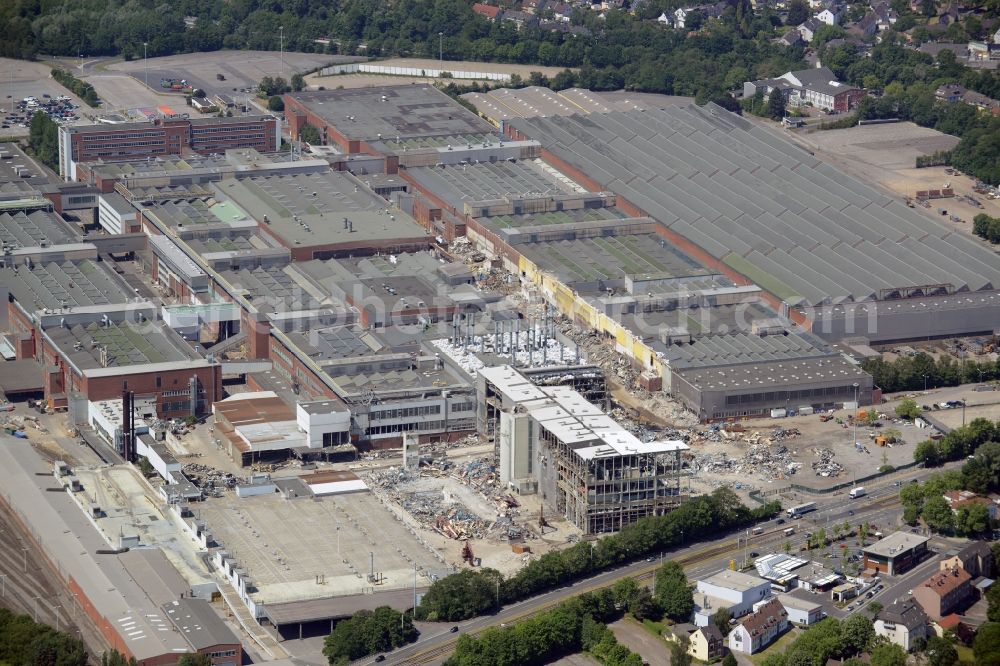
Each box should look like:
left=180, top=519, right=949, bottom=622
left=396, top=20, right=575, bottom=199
left=517, top=232, right=714, bottom=284
left=462, top=87, right=692, bottom=121
left=294, top=252, right=451, bottom=288
left=405, top=158, right=587, bottom=209
left=217, top=265, right=323, bottom=313
left=45, top=320, right=199, bottom=370
left=480, top=206, right=625, bottom=230
left=660, top=329, right=835, bottom=371
left=676, top=354, right=869, bottom=392
left=0, top=210, right=79, bottom=249
left=287, top=85, right=494, bottom=141
left=509, top=105, right=1000, bottom=306
left=162, top=598, right=239, bottom=650
left=0, top=260, right=136, bottom=311
left=213, top=171, right=426, bottom=247
left=0, top=143, right=57, bottom=186
left=285, top=326, right=382, bottom=362
left=863, top=531, right=929, bottom=558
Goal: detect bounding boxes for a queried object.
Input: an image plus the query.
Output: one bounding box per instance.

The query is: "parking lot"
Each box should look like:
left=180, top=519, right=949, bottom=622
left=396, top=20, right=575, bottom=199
left=103, top=51, right=358, bottom=104
left=0, top=57, right=90, bottom=135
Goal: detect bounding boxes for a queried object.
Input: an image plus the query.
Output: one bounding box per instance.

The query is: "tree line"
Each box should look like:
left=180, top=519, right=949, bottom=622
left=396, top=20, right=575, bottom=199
left=416, top=488, right=781, bottom=621
left=974, top=213, right=1000, bottom=244
left=322, top=606, right=416, bottom=665
left=29, top=112, right=60, bottom=172
left=899, top=462, right=997, bottom=535
left=443, top=583, right=645, bottom=666
left=912, top=416, right=998, bottom=467
left=862, top=352, right=1000, bottom=395
left=0, top=608, right=86, bottom=666
left=0, top=0, right=802, bottom=104
left=51, top=69, right=99, bottom=107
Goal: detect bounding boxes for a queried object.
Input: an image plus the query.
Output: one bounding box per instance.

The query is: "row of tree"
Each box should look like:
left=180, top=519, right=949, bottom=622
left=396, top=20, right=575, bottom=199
left=899, top=467, right=995, bottom=535
left=861, top=352, right=1000, bottom=395
left=51, top=69, right=99, bottom=107
left=322, top=606, right=417, bottom=665
left=417, top=489, right=781, bottom=621
left=912, top=417, right=999, bottom=468
left=28, top=112, right=60, bottom=172
left=443, top=585, right=642, bottom=666
left=974, top=213, right=1000, bottom=244
left=0, top=608, right=86, bottom=666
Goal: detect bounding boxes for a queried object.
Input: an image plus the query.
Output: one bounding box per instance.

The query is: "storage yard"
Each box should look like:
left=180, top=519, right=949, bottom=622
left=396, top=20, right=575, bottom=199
left=790, top=122, right=1000, bottom=241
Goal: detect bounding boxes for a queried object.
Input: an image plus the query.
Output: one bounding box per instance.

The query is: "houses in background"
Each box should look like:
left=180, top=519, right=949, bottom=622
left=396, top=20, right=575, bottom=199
left=743, top=66, right=866, bottom=112
left=934, top=83, right=1000, bottom=116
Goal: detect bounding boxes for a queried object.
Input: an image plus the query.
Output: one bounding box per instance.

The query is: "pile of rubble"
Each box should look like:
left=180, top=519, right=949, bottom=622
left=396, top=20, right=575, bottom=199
left=810, top=447, right=844, bottom=477
left=182, top=463, right=237, bottom=489
left=402, top=492, right=493, bottom=540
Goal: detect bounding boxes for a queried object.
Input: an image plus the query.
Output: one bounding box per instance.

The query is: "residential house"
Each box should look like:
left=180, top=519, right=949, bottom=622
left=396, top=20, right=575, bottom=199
left=548, top=2, right=574, bottom=21
left=968, top=41, right=1000, bottom=62
left=728, top=599, right=789, bottom=655
left=872, top=1, right=898, bottom=29
left=778, top=28, right=805, bottom=46
left=940, top=541, right=994, bottom=579
left=963, top=89, right=1000, bottom=116
left=673, top=3, right=726, bottom=28
left=657, top=11, right=672, bottom=24
left=934, top=82, right=965, bottom=103
left=994, top=26, right=1000, bottom=43
left=472, top=2, right=502, bottom=20
left=744, top=67, right=866, bottom=111
left=912, top=566, right=975, bottom=621
left=849, top=13, right=879, bottom=37
left=874, top=601, right=930, bottom=651
left=937, top=4, right=960, bottom=25
left=668, top=623, right=727, bottom=662
left=944, top=489, right=999, bottom=519
left=693, top=570, right=773, bottom=627
left=933, top=614, right=977, bottom=644
left=797, top=17, right=824, bottom=42
left=501, top=10, right=538, bottom=27
left=817, top=4, right=844, bottom=25
left=777, top=594, right=824, bottom=626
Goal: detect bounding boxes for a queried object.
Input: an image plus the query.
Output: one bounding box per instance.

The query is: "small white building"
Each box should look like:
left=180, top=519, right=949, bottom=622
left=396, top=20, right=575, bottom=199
left=694, top=570, right=772, bottom=626
left=816, top=5, right=843, bottom=24
left=874, top=601, right=930, bottom=651
left=777, top=593, right=824, bottom=626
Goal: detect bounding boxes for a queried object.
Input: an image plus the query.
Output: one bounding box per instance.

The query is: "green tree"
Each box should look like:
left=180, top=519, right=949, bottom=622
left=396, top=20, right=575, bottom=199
left=871, top=643, right=908, bottom=666
left=895, top=399, right=921, bottom=420
left=323, top=606, right=417, bottom=665
left=267, top=95, right=284, bottom=112
left=925, top=635, right=959, bottom=666
left=176, top=655, right=212, bottom=666
left=955, top=502, right=990, bottom=536
left=417, top=568, right=502, bottom=621
left=28, top=112, right=59, bottom=172
left=787, top=0, right=809, bottom=24
left=921, top=494, right=955, bottom=533
left=986, top=582, right=1000, bottom=622
left=974, top=623, right=1000, bottom=666
left=712, top=606, right=732, bottom=635
left=867, top=601, right=883, bottom=617
left=291, top=73, right=305, bottom=92
left=102, top=651, right=137, bottom=666
left=721, top=653, right=738, bottom=666
left=914, top=440, right=941, bottom=467
left=841, top=614, right=875, bottom=655
left=654, top=562, right=694, bottom=622
left=298, top=122, right=321, bottom=144
left=669, top=633, right=693, bottom=666
left=767, top=91, right=786, bottom=120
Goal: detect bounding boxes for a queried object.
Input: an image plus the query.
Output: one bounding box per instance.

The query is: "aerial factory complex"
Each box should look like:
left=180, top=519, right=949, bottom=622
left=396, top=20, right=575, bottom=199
left=0, top=71, right=997, bottom=666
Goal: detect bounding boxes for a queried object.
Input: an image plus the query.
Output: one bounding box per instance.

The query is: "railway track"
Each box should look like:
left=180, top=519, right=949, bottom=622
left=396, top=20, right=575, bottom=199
left=396, top=494, right=903, bottom=665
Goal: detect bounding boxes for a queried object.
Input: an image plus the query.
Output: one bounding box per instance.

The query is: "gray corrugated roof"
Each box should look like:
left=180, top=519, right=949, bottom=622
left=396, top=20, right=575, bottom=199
left=509, top=104, right=1000, bottom=305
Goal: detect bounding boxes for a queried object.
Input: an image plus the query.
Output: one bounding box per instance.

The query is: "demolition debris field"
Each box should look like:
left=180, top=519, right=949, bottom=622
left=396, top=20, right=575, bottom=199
left=685, top=409, right=930, bottom=496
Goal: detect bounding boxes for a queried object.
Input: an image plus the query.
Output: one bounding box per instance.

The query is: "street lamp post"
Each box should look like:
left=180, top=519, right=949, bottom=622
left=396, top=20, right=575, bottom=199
left=852, top=382, right=859, bottom=450
left=22, top=547, right=28, bottom=573
left=438, top=32, right=443, bottom=65
left=143, top=42, right=148, bottom=90
left=279, top=26, right=284, bottom=81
